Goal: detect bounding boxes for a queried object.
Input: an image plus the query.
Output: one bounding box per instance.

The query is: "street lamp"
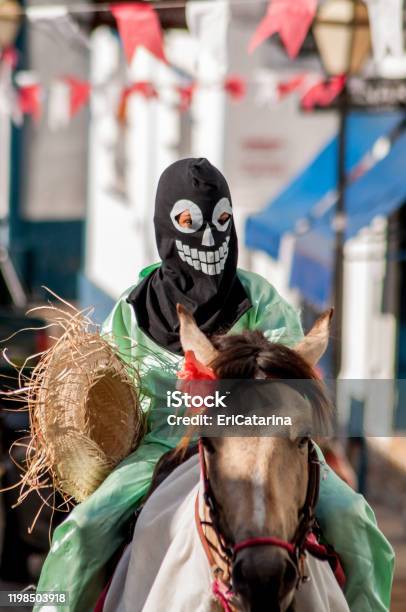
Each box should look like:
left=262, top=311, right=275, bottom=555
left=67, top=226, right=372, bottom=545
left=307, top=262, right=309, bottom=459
left=313, top=0, right=371, bottom=77
left=312, top=0, right=371, bottom=378
left=0, top=0, right=21, bottom=51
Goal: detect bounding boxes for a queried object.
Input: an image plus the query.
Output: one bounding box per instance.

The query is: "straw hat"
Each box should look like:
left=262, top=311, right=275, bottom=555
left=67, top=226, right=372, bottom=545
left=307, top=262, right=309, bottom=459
left=10, top=297, right=145, bottom=507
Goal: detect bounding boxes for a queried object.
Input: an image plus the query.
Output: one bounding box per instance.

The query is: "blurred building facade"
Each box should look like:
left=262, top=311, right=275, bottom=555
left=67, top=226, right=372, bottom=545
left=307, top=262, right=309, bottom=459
left=2, top=1, right=404, bottom=432
left=1, top=0, right=88, bottom=302
left=246, top=109, right=406, bottom=433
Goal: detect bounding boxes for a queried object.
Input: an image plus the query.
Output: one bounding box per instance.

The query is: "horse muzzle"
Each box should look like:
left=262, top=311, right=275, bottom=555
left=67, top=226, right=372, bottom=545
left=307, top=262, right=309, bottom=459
left=232, top=547, right=298, bottom=612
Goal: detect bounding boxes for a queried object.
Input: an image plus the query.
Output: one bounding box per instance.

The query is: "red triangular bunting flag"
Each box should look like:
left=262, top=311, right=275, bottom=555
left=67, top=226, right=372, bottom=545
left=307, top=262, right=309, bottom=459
left=125, top=81, right=158, bottom=99
left=133, top=81, right=158, bottom=98
left=1, top=47, right=19, bottom=69
left=118, top=81, right=158, bottom=123
left=177, top=83, right=195, bottom=112
left=224, top=76, right=247, bottom=101
left=249, top=0, right=317, bottom=59
left=64, top=76, right=90, bottom=117
left=111, top=3, right=166, bottom=65
left=277, top=74, right=306, bottom=98
left=18, top=84, right=42, bottom=122
left=301, top=75, right=346, bottom=110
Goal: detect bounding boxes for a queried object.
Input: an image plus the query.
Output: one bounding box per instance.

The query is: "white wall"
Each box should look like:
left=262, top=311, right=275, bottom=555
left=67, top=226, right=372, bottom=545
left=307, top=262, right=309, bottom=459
left=85, top=28, right=182, bottom=299
left=22, top=0, right=88, bottom=221
left=338, top=217, right=396, bottom=436
left=0, top=60, right=12, bottom=226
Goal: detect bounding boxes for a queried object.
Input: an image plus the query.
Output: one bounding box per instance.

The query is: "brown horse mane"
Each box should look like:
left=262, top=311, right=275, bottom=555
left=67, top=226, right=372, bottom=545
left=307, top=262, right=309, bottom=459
left=210, top=331, right=332, bottom=426
left=175, top=330, right=332, bottom=457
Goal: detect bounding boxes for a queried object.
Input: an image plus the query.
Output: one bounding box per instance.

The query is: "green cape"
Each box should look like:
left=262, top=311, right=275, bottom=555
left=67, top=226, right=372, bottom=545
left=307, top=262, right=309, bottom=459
left=35, top=266, right=393, bottom=611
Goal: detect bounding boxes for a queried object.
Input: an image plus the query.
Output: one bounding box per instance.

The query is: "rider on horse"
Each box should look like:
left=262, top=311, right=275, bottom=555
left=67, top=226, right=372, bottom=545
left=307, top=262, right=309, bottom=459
left=35, top=158, right=394, bottom=611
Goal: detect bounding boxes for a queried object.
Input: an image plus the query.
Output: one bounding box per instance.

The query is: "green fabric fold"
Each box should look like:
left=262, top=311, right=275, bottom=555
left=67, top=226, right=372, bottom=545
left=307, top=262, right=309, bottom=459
left=35, top=266, right=393, bottom=612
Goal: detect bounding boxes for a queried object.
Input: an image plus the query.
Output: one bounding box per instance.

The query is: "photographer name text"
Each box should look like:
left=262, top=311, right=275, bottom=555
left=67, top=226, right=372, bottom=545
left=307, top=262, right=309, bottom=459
left=167, top=414, right=292, bottom=427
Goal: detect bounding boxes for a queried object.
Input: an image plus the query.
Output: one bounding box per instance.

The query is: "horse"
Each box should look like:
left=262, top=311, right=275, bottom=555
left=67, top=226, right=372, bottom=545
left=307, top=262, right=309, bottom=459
left=101, top=306, right=349, bottom=612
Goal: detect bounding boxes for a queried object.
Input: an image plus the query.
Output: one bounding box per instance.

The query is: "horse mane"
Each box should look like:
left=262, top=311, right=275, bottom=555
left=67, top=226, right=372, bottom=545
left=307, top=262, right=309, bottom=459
left=176, top=330, right=332, bottom=457
left=209, top=330, right=333, bottom=433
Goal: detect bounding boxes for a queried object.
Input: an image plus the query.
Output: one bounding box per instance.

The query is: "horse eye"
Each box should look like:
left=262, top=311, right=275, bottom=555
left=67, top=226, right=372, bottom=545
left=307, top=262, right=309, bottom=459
left=297, top=436, right=309, bottom=449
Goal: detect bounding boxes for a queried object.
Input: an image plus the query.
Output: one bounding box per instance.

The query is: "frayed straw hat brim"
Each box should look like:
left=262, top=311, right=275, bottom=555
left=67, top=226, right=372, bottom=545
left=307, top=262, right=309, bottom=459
left=4, top=295, right=145, bottom=509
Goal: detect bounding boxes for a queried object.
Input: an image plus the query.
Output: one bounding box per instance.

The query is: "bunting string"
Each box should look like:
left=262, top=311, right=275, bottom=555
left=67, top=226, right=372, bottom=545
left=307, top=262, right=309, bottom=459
left=0, top=1, right=405, bottom=69
left=0, top=49, right=345, bottom=127
left=0, top=1, right=319, bottom=72
left=0, top=0, right=403, bottom=126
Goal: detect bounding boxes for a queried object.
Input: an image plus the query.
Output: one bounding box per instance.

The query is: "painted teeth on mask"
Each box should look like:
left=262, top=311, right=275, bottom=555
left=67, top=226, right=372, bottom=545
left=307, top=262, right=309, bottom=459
left=175, top=237, right=230, bottom=276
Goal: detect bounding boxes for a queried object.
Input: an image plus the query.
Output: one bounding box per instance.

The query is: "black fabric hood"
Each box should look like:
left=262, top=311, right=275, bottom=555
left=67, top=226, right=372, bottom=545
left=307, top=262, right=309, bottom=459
left=128, top=158, right=251, bottom=353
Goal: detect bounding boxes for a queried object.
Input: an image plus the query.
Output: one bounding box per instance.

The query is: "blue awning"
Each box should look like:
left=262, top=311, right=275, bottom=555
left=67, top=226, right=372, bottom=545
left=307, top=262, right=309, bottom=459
left=291, top=119, right=406, bottom=308
left=290, top=227, right=334, bottom=308
left=245, top=112, right=402, bottom=260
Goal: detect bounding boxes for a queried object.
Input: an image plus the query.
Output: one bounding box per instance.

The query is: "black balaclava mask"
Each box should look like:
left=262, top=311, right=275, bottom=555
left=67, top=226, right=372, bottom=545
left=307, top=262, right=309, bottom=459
left=127, top=157, right=251, bottom=354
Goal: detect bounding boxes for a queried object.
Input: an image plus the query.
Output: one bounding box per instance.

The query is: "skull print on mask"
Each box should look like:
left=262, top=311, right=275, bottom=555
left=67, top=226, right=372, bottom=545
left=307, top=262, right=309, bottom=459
left=170, top=197, right=232, bottom=276
left=127, top=158, right=251, bottom=354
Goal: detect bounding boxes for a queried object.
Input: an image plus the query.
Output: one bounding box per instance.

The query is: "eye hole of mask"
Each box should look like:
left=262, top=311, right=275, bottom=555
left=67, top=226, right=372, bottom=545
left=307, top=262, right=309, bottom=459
left=170, top=200, right=203, bottom=234
left=212, top=197, right=232, bottom=232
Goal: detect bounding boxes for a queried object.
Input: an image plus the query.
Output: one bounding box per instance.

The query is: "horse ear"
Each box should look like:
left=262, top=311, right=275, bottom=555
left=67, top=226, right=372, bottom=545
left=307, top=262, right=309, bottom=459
left=294, top=309, right=333, bottom=366
left=177, top=304, right=218, bottom=365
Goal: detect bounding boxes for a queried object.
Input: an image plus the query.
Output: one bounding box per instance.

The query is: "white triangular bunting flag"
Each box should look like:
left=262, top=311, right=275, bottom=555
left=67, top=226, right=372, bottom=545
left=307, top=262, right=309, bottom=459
left=254, top=69, right=280, bottom=106
left=48, top=79, right=71, bottom=131
left=27, top=6, right=90, bottom=51
left=0, top=58, right=22, bottom=125
left=366, top=0, right=405, bottom=72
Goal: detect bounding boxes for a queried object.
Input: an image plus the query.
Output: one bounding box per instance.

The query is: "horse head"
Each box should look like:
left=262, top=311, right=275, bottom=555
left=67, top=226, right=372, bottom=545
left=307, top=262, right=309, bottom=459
left=177, top=304, right=333, bottom=612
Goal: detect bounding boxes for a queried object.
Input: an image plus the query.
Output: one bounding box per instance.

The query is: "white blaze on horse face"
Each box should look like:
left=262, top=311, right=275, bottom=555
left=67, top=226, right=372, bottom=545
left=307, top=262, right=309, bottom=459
left=252, top=437, right=274, bottom=532
left=206, top=388, right=313, bottom=545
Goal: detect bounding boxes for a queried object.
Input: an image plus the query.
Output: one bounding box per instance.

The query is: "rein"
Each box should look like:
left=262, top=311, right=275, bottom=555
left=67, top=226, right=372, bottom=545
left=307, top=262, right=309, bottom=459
left=196, top=438, right=345, bottom=611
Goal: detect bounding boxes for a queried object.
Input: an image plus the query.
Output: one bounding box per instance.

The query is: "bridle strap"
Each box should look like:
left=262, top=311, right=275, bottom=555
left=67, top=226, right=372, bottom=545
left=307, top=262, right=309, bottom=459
left=196, top=438, right=345, bottom=612
left=233, top=533, right=345, bottom=589
left=290, top=442, right=320, bottom=554
left=233, top=444, right=320, bottom=563
left=234, top=537, right=295, bottom=557
left=198, top=439, right=321, bottom=567
left=194, top=495, right=217, bottom=570
left=194, top=477, right=236, bottom=611
left=198, top=440, right=233, bottom=558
